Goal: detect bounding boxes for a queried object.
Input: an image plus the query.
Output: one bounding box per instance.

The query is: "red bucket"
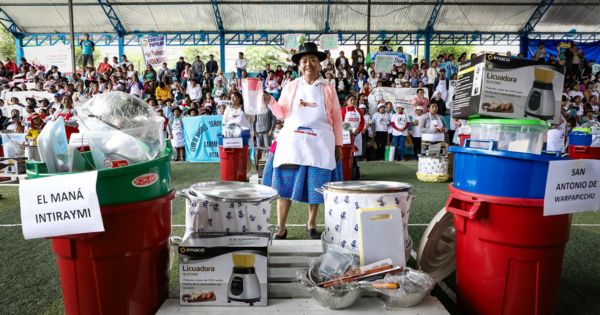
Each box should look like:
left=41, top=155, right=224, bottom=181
left=342, top=134, right=355, bottom=181
left=568, top=145, right=600, bottom=159
left=219, top=146, right=249, bottom=181
left=50, top=191, right=175, bottom=315
left=445, top=185, right=571, bottom=315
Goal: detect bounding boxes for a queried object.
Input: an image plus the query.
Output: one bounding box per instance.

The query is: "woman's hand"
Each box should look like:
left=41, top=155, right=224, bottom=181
left=335, top=145, right=343, bottom=161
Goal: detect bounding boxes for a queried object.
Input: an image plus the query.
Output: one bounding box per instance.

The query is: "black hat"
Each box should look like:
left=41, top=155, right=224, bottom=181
left=291, top=42, right=327, bottom=65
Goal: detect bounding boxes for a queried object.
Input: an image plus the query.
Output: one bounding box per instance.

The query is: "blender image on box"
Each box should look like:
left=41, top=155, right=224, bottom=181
left=228, top=253, right=261, bottom=305
left=526, top=67, right=555, bottom=120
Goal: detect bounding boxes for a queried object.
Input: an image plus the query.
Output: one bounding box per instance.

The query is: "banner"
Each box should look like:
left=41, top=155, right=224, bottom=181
left=182, top=116, right=222, bottom=162
left=367, top=87, right=429, bottom=117
left=141, top=36, right=167, bottom=67
left=371, top=52, right=408, bottom=66
left=2, top=90, right=55, bottom=105
left=439, top=61, right=458, bottom=80
left=284, top=34, right=304, bottom=50
left=23, top=44, right=73, bottom=74
left=376, top=55, right=395, bottom=74
left=592, top=64, right=600, bottom=77
left=320, top=34, right=339, bottom=50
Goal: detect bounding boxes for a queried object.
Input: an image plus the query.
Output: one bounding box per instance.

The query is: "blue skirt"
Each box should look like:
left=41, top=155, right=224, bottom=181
left=262, top=153, right=342, bottom=204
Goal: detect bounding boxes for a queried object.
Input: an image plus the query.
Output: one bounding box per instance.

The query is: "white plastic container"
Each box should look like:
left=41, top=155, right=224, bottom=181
left=469, top=118, right=549, bottom=154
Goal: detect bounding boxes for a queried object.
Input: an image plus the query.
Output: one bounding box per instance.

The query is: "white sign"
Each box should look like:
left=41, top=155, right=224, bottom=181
left=376, top=55, right=395, bottom=74
left=544, top=160, right=600, bottom=216
left=23, top=44, right=74, bottom=74
left=367, top=87, right=429, bottom=117
left=320, top=34, right=339, bottom=50
left=284, top=34, right=304, bottom=50
left=222, top=137, right=243, bottom=148
left=342, top=130, right=352, bottom=145
left=19, top=171, right=104, bottom=240
left=141, top=36, right=167, bottom=67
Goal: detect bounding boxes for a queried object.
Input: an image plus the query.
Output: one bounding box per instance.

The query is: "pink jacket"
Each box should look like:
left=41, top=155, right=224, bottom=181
left=268, top=78, right=344, bottom=146
left=412, top=95, right=429, bottom=111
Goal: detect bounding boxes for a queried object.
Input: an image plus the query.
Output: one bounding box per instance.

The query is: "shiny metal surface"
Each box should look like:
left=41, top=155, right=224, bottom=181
left=189, top=181, right=278, bottom=202
left=322, top=181, right=415, bottom=193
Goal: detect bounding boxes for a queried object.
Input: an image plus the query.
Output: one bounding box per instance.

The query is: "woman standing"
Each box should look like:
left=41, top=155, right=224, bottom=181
left=390, top=104, right=410, bottom=161
left=222, top=91, right=251, bottom=130
left=262, top=42, right=343, bottom=240
left=422, top=103, right=447, bottom=145
left=169, top=107, right=185, bottom=161
left=371, top=103, right=390, bottom=160
left=341, top=94, right=365, bottom=179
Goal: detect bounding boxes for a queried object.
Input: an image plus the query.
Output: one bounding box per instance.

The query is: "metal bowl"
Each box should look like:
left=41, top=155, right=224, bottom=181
left=298, top=257, right=363, bottom=310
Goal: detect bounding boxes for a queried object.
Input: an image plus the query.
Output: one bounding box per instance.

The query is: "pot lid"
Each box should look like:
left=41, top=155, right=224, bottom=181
left=417, top=208, right=456, bottom=283
left=189, top=181, right=278, bottom=202
left=322, top=181, right=415, bottom=193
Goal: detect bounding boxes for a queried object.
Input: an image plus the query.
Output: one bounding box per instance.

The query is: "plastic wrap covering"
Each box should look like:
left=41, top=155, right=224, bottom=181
left=362, top=268, right=435, bottom=309
left=37, top=118, right=69, bottom=173
left=297, top=255, right=362, bottom=310
left=77, top=92, right=165, bottom=169
left=1, top=133, right=26, bottom=158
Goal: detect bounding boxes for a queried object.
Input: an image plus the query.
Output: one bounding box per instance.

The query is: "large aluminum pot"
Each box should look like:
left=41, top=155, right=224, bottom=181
left=178, top=181, right=277, bottom=238
left=317, top=181, right=415, bottom=256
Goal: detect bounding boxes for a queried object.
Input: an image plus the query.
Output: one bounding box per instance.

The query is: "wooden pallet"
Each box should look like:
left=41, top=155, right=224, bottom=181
left=158, top=240, right=449, bottom=314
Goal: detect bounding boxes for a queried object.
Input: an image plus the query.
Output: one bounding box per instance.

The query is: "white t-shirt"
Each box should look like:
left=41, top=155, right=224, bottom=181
left=372, top=112, right=390, bottom=132
left=187, top=84, right=202, bottom=101
left=412, top=114, right=426, bottom=137
left=235, top=58, right=248, bottom=69
left=391, top=113, right=410, bottom=136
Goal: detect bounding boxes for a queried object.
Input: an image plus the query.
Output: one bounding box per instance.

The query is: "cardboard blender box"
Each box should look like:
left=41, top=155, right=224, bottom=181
left=179, top=232, right=270, bottom=307
left=453, top=54, right=565, bottom=123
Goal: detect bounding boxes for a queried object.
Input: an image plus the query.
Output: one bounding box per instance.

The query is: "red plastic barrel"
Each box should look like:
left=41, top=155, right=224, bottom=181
left=458, top=134, right=471, bottom=146
left=219, top=146, right=249, bottom=181
left=445, top=185, right=571, bottom=315
left=50, top=191, right=175, bottom=315
left=568, top=145, right=600, bottom=159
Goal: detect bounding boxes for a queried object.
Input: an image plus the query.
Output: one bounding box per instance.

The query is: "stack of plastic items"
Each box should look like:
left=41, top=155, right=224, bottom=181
left=27, top=92, right=174, bottom=315
left=568, top=124, right=600, bottom=159
left=447, top=117, right=572, bottom=315
left=416, top=129, right=450, bottom=183
left=218, top=123, right=251, bottom=181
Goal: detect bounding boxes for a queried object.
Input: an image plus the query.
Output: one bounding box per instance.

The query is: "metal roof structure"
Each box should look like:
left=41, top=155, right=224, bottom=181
left=1, top=0, right=599, bottom=67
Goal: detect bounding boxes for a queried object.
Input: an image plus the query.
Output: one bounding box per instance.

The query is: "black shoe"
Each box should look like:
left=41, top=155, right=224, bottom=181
left=305, top=225, right=321, bottom=240
left=273, top=228, right=287, bottom=240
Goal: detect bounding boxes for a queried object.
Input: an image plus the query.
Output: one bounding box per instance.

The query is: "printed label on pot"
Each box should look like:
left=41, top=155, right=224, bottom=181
left=104, top=159, right=128, bottom=168
left=132, top=173, right=158, bottom=188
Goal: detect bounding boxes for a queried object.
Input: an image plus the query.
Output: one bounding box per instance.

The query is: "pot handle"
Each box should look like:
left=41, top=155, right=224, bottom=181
left=176, top=189, right=198, bottom=201
left=464, top=139, right=497, bottom=151
left=314, top=187, right=324, bottom=194
left=445, top=195, right=484, bottom=220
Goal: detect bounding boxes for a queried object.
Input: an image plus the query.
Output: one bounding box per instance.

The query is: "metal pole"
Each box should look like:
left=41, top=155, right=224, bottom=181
left=68, top=0, right=76, bottom=74
left=366, top=0, right=371, bottom=52
left=219, top=34, right=226, bottom=73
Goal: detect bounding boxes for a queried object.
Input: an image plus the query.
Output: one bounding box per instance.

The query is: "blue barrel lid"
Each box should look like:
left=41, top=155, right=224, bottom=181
left=450, top=139, right=564, bottom=162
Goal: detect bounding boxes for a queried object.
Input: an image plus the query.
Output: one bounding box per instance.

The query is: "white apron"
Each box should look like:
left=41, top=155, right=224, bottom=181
left=344, top=108, right=363, bottom=157
left=171, top=118, right=185, bottom=148
left=274, top=80, right=336, bottom=170
left=423, top=114, right=445, bottom=142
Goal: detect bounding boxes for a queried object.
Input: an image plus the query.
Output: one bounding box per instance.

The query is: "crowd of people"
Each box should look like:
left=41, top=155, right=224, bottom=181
left=0, top=40, right=598, bottom=160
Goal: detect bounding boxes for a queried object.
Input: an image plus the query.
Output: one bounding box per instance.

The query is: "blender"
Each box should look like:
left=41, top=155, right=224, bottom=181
left=227, top=253, right=261, bottom=306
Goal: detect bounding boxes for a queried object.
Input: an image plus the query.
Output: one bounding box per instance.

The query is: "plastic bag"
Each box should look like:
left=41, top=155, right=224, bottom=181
left=318, top=245, right=356, bottom=281
left=1, top=133, right=26, bottom=158
left=362, top=268, right=435, bottom=309
left=77, top=91, right=158, bottom=130
left=78, top=116, right=165, bottom=169
left=37, top=118, right=69, bottom=173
